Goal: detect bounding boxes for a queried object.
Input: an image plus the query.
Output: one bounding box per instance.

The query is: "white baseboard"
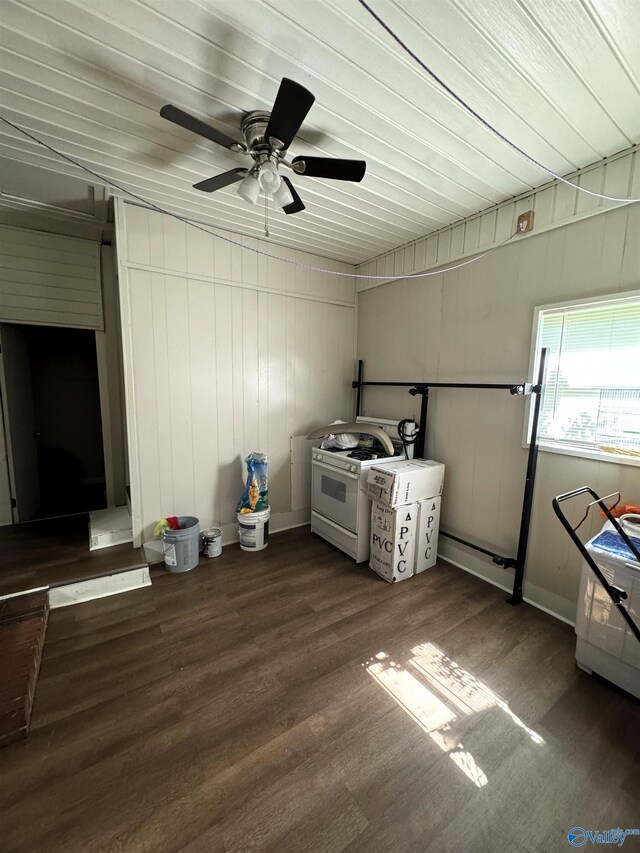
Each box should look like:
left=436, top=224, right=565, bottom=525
left=438, top=543, right=576, bottom=627
left=144, top=514, right=312, bottom=566
left=213, top=507, right=311, bottom=546
left=48, top=567, right=151, bottom=609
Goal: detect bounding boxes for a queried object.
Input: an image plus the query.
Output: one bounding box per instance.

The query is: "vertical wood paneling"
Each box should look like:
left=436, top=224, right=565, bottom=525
left=186, top=223, right=214, bottom=277
left=95, top=245, right=128, bottom=507
left=150, top=274, right=174, bottom=516
left=620, top=204, right=640, bottom=287
left=214, top=284, right=236, bottom=525
left=293, top=298, right=311, bottom=433
left=356, top=148, right=639, bottom=293
left=241, top=289, right=260, bottom=454
left=285, top=296, right=296, bottom=459
left=127, top=269, right=162, bottom=531
left=414, top=239, right=427, bottom=273
left=188, top=279, right=218, bottom=526
left=117, top=201, right=355, bottom=543
left=213, top=230, right=232, bottom=282
left=266, top=294, right=288, bottom=514
left=231, top=288, right=246, bottom=507
left=357, top=204, right=640, bottom=622
left=166, top=275, right=195, bottom=514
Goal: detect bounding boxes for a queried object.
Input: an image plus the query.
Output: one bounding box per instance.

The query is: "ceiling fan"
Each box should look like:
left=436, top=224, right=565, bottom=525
left=160, top=77, right=366, bottom=215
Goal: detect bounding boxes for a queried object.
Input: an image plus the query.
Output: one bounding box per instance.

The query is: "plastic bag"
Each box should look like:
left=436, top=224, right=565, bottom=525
left=319, top=420, right=359, bottom=451
left=236, top=452, right=269, bottom=514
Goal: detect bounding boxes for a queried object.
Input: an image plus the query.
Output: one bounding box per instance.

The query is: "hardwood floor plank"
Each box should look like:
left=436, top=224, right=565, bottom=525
left=0, top=527, right=637, bottom=853
left=0, top=514, right=147, bottom=597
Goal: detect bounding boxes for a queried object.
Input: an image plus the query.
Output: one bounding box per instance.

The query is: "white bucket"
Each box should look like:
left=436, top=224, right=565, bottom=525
left=238, top=507, right=270, bottom=552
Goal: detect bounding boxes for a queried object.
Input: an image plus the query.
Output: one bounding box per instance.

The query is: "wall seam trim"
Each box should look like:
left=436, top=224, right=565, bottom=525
left=120, top=261, right=357, bottom=308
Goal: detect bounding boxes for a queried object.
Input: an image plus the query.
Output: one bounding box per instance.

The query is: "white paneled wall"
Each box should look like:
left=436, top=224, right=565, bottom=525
left=356, top=146, right=640, bottom=291
left=0, top=225, right=102, bottom=329
left=357, top=203, right=640, bottom=623
left=115, top=200, right=356, bottom=544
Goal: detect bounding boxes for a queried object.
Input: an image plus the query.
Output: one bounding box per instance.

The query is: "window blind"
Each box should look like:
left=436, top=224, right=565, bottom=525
left=536, top=297, right=640, bottom=453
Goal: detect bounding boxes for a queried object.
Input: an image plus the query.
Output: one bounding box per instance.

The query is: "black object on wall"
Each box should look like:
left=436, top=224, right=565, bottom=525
left=352, top=348, right=549, bottom=605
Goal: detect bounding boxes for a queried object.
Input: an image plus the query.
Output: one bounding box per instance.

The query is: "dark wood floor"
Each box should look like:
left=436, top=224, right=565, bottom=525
left=0, top=514, right=146, bottom=597
left=0, top=527, right=638, bottom=853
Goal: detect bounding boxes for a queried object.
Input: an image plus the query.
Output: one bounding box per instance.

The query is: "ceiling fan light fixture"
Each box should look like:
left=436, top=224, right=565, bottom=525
left=272, top=180, right=294, bottom=209
left=161, top=77, right=367, bottom=218
left=258, top=160, right=281, bottom=194
left=237, top=173, right=260, bottom=205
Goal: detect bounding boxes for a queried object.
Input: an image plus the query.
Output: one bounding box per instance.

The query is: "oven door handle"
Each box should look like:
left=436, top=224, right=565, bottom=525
left=312, top=459, right=360, bottom=480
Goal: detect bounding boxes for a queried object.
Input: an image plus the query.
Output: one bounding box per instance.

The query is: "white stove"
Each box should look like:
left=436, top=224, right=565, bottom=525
left=310, top=417, right=415, bottom=563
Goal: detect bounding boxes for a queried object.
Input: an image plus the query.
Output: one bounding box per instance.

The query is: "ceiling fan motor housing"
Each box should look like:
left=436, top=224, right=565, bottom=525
left=241, top=111, right=282, bottom=156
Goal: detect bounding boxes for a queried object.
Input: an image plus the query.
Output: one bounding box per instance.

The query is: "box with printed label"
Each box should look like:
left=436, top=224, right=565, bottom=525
left=369, top=501, right=417, bottom=583
left=414, top=496, right=441, bottom=574
left=365, top=459, right=445, bottom=509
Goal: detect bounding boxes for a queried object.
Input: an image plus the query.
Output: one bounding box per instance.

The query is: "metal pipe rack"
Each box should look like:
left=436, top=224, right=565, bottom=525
left=352, top=348, right=549, bottom=605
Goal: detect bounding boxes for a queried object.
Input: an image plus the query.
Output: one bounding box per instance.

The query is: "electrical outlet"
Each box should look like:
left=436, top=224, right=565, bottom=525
left=517, top=210, right=534, bottom=233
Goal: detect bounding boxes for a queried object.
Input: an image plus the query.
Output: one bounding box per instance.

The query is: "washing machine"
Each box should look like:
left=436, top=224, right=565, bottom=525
left=575, top=519, right=640, bottom=699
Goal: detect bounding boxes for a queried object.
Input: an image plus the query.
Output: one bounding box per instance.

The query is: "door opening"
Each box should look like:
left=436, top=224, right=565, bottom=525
left=0, top=323, right=107, bottom=522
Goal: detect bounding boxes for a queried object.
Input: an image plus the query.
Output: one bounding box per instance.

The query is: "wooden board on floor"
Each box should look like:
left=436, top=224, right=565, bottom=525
left=0, top=591, right=49, bottom=747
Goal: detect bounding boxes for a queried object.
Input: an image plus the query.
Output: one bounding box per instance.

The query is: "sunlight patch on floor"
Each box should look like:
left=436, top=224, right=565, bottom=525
left=364, top=643, right=544, bottom=789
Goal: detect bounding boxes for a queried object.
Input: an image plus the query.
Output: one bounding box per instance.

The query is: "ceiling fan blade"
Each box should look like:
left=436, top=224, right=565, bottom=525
left=193, top=169, right=248, bottom=192
left=264, top=78, right=315, bottom=151
left=281, top=177, right=305, bottom=214
left=292, top=156, right=366, bottom=182
left=160, top=104, right=244, bottom=151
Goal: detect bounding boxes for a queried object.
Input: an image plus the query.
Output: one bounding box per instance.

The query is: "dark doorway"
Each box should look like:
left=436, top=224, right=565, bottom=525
left=0, top=323, right=107, bottom=521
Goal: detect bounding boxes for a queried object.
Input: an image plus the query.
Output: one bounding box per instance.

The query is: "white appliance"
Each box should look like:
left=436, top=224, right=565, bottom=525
left=576, top=521, right=640, bottom=699
left=310, top=417, right=414, bottom=563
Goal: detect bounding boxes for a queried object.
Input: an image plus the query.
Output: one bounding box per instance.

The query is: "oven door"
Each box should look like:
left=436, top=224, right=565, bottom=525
left=311, top=460, right=360, bottom=534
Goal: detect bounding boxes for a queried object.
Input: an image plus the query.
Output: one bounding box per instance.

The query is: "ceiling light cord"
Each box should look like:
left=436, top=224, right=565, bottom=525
left=0, top=113, right=516, bottom=279
left=358, top=0, right=640, bottom=205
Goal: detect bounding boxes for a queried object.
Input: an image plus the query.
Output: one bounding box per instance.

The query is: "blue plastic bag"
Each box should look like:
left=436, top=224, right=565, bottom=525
left=236, top=452, right=269, bottom=514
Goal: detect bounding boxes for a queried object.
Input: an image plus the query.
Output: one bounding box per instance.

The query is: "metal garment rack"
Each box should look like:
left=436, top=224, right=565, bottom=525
left=353, top=348, right=549, bottom=605
left=552, top=487, right=640, bottom=644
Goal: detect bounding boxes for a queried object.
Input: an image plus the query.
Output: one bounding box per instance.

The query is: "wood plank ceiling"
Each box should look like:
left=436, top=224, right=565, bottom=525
left=1, top=0, right=639, bottom=264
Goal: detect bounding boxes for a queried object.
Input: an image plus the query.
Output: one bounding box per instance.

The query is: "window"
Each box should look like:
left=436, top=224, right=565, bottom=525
left=529, top=291, right=640, bottom=463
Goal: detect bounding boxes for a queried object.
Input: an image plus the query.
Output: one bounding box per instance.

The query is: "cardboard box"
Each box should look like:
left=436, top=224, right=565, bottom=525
left=366, top=459, right=444, bottom=509
left=370, top=497, right=442, bottom=584
left=369, top=501, right=417, bottom=583
left=415, top=496, right=441, bottom=574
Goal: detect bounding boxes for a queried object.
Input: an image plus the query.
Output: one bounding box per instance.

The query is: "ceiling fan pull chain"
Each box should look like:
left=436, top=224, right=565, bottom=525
left=264, top=192, right=270, bottom=238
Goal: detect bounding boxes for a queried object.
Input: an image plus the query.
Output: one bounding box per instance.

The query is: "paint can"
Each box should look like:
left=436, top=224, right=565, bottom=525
left=202, top=527, right=223, bottom=558
left=237, top=507, right=270, bottom=552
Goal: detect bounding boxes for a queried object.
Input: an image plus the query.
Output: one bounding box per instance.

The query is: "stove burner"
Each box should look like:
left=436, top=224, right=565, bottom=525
left=347, top=449, right=379, bottom=460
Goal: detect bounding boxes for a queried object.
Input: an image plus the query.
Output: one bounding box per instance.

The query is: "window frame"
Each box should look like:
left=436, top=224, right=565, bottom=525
left=525, top=289, right=640, bottom=468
